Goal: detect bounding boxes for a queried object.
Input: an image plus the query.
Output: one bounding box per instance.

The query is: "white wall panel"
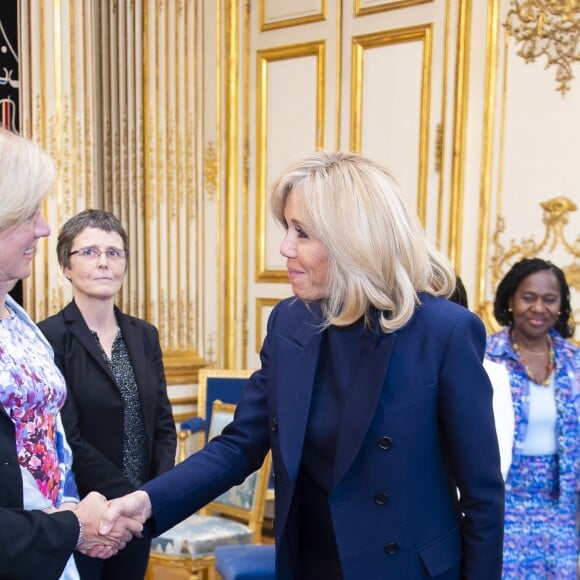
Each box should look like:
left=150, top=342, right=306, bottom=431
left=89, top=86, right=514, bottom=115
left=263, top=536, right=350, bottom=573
left=358, top=38, right=424, bottom=210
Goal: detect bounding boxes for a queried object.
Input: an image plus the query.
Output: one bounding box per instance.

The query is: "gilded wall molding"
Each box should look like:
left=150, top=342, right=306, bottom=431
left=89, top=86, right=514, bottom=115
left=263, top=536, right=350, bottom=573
left=476, top=0, right=502, bottom=312
left=350, top=24, right=432, bottom=225
left=259, top=0, right=326, bottom=31
left=354, top=0, right=432, bottom=16
left=20, top=0, right=100, bottom=322
left=448, top=0, right=471, bottom=269
left=255, top=41, right=326, bottom=283
left=254, top=297, right=280, bottom=353
left=142, top=0, right=206, bottom=381
left=224, top=0, right=240, bottom=368
left=20, top=0, right=208, bottom=385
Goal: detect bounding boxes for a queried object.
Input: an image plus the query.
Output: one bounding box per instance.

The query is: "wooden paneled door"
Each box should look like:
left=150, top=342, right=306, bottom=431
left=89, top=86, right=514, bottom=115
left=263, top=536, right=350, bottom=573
left=242, top=0, right=465, bottom=367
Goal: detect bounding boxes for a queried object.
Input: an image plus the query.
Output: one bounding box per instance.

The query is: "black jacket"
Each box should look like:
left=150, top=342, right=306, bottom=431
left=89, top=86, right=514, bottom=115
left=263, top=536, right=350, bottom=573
left=0, top=407, right=79, bottom=579
left=38, top=300, right=176, bottom=499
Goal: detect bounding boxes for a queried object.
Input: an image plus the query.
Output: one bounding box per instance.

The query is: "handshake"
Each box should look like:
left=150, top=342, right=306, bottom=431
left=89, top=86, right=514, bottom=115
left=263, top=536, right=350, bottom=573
left=62, top=490, right=153, bottom=559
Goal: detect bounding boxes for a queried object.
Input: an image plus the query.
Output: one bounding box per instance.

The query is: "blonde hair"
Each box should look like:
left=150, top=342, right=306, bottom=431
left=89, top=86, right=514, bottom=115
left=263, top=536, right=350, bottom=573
left=0, top=128, right=55, bottom=231
left=271, top=151, right=455, bottom=332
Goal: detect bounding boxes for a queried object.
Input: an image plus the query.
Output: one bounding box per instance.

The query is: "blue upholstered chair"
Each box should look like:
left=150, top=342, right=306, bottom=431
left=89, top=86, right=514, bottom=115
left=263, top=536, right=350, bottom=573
left=214, top=544, right=275, bottom=580
left=148, top=399, right=272, bottom=579
left=176, top=369, right=253, bottom=462
left=176, top=369, right=275, bottom=513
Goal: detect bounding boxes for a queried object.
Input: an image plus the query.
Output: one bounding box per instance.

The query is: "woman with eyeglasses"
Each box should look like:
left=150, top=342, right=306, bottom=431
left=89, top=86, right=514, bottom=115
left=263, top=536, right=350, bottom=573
left=39, top=209, right=176, bottom=580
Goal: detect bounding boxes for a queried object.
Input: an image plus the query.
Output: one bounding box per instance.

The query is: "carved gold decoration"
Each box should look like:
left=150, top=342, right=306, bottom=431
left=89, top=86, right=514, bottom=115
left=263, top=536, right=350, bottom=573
left=205, top=333, right=217, bottom=368
left=490, top=196, right=579, bottom=285
left=479, top=196, right=580, bottom=336
left=163, top=350, right=208, bottom=385
left=203, top=141, right=218, bottom=198
left=506, top=0, right=580, bottom=94
left=434, top=123, right=443, bottom=173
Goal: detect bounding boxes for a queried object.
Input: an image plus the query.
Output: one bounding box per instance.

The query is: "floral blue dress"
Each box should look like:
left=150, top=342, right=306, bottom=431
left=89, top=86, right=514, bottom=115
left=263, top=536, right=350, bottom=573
left=0, top=295, right=78, bottom=506
left=486, top=328, right=580, bottom=579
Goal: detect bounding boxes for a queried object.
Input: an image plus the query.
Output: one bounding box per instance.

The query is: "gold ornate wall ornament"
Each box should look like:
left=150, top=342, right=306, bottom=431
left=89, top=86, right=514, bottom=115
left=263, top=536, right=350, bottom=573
left=479, top=196, right=580, bottom=336
left=203, top=140, right=218, bottom=198
left=490, top=196, right=579, bottom=285
left=506, top=0, right=580, bottom=94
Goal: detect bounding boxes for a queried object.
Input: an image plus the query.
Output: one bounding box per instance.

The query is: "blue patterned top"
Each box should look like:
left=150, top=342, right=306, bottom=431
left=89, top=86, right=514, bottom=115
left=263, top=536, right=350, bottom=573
left=0, top=295, right=78, bottom=507
left=486, top=327, right=580, bottom=500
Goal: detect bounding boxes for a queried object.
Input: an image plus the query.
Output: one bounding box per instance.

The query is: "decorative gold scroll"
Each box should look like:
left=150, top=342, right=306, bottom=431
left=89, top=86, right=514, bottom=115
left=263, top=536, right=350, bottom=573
left=479, top=196, right=580, bottom=339
left=506, top=0, right=580, bottom=94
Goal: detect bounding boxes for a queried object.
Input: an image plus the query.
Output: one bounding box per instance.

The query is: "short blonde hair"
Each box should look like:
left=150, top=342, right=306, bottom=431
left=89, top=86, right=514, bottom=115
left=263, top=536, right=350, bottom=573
left=271, top=151, right=455, bottom=332
left=0, top=128, right=55, bottom=231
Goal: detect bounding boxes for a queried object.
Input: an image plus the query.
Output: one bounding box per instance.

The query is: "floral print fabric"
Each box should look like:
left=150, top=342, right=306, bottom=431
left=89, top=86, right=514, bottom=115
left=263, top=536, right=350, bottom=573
left=0, top=296, right=78, bottom=506
left=486, top=328, right=580, bottom=579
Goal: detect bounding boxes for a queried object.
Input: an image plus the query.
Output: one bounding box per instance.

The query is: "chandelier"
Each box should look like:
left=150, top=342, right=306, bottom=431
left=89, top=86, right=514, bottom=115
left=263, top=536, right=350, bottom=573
left=506, top=0, right=580, bottom=94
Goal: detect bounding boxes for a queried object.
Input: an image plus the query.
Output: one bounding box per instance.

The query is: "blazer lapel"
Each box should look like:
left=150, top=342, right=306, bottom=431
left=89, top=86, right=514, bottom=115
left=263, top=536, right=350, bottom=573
left=64, top=302, right=116, bottom=383
left=277, top=306, right=324, bottom=486
left=331, top=328, right=396, bottom=489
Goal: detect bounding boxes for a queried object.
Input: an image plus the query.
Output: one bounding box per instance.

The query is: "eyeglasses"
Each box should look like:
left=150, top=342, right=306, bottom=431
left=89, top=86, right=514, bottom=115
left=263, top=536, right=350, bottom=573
left=68, top=246, right=128, bottom=262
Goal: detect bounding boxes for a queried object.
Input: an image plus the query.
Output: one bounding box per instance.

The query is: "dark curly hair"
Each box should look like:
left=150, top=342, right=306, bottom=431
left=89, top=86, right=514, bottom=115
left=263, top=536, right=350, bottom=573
left=493, top=258, right=574, bottom=338
left=449, top=275, right=469, bottom=309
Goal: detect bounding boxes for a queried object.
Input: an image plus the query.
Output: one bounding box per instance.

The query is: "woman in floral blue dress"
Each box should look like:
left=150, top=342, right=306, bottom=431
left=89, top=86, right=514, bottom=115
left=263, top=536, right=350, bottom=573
left=0, top=127, right=83, bottom=579
left=486, top=258, right=580, bottom=578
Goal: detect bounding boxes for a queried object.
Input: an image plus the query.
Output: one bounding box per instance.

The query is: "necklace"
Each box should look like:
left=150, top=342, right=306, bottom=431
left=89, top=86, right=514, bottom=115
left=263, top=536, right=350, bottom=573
left=517, top=345, right=548, bottom=356
left=510, top=332, right=554, bottom=387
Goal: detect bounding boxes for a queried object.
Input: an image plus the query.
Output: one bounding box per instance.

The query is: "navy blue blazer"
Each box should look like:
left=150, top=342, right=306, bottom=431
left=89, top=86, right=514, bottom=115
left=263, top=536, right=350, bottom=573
left=143, top=294, right=504, bottom=579
left=38, top=301, right=176, bottom=500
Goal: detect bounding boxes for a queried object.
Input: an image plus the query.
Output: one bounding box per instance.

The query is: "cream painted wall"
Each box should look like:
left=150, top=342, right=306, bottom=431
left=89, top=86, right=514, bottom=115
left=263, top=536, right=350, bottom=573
left=19, top=0, right=579, bottom=387
left=243, top=0, right=580, bottom=367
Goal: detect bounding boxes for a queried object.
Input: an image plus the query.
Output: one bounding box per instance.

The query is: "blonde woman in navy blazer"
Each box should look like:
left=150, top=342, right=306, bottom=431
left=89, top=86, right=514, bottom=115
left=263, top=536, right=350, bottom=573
left=102, top=153, right=504, bottom=579
left=39, top=210, right=176, bottom=580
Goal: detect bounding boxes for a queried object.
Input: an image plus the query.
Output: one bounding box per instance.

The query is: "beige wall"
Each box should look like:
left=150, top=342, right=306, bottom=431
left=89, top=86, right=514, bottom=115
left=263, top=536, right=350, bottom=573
left=19, top=0, right=580, bottom=401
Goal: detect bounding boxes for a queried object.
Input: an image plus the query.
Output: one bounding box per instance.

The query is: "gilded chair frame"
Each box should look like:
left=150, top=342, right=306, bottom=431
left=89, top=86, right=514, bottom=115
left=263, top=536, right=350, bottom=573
left=196, top=368, right=254, bottom=448
left=200, top=401, right=272, bottom=542
left=147, top=398, right=272, bottom=580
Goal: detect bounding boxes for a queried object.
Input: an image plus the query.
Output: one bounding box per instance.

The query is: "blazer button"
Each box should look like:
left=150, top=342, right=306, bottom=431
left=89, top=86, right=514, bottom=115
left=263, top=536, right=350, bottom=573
left=377, top=436, right=393, bottom=450
left=271, top=418, right=278, bottom=432
left=384, top=542, right=398, bottom=554
left=374, top=492, right=389, bottom=505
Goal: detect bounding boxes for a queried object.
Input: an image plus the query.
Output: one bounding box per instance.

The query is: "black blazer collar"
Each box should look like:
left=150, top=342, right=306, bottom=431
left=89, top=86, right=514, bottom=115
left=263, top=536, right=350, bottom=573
left=63, top=301, right=146, bottom=387
left=63, top=301, right=152, bottom=426
left=63, top=301, right=115, bottom=381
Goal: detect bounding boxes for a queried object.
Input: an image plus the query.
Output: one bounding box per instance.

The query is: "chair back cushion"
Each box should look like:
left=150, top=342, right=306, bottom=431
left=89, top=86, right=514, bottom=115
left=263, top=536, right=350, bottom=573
left=198, top=369, right=253, bottom=441
left=209, top=402, right=260, bottom=511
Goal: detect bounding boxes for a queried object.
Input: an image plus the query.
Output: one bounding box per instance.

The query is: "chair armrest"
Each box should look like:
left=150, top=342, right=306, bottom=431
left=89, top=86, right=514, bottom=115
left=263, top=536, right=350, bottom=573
left=177, top=417, right=207, bottom=462
left=181, top=416, right=206, bottom=433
